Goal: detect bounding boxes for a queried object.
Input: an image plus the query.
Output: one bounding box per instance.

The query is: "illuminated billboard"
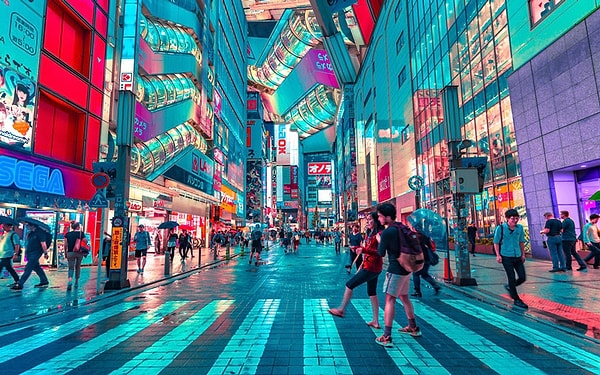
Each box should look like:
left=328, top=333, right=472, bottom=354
left=0, top=0, right=45, bottom=152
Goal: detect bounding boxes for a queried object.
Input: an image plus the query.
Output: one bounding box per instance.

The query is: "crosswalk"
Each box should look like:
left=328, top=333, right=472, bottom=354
left=1, top=297, right=598, bottom=374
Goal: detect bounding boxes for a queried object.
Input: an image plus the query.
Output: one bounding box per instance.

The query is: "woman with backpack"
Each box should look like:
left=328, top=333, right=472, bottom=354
left=64, top=221, right=86, bottom=291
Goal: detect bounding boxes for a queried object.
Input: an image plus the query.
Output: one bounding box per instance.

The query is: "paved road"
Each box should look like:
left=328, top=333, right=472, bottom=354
left=1, top=242, right=599, bottom=374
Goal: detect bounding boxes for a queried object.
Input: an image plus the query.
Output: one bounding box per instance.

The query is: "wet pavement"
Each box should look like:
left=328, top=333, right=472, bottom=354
left=0, top=241, right=599, bottom=374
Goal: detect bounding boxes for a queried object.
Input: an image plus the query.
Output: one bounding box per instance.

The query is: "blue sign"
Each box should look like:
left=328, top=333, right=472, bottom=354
left=89, top=190, right=109, bottom=208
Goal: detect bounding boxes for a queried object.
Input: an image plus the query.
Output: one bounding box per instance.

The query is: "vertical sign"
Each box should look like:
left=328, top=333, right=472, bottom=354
left=109, top=227, right=124, bottom=270
left=0, top=0, right=44, bottom=151
left=119, top=0, right=140, bottom=92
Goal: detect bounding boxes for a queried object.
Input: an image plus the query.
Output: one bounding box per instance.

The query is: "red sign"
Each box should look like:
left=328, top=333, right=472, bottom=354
left=91, top=172, right=110, bottom=189
left=308, top=162, right=332, bottom=175
left=377, top=162, right=391, bottom=202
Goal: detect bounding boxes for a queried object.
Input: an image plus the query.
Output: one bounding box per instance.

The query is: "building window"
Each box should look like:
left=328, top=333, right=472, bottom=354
left=401, top=125, right=411, bottom=144
left=398, top=67, right=407, bottom=87
left=529, top=0, right=564, bottom=26
left=44, top=0, right=92, bottom=77
left=396, top=32, right=405, bottom=54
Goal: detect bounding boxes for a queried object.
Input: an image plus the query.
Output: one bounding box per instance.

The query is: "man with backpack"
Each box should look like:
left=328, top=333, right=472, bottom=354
left=375, top=203, right=422, bottom=347
left=494, top=208, right=528, bottom=309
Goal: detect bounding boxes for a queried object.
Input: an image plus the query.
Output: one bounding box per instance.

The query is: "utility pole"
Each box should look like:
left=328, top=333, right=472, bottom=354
left=105, top=0, right=141, bottom=290
left=442, top=86, right=485, bottom=286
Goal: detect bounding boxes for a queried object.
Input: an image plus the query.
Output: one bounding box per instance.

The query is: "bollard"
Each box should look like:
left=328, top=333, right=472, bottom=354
left=225, top=244, right=230, bottom=260
left=164, top=250, right=171, bottom=276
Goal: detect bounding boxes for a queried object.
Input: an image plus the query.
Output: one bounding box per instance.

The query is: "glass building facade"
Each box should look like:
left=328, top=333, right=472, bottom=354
left=407, top=0, right=525, bottom=240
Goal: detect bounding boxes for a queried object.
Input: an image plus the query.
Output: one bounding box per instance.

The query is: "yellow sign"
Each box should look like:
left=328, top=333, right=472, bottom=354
left=110, top=227, right=123, bottom=270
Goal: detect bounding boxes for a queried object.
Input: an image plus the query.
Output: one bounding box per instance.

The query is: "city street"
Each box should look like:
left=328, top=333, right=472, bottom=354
left=1, top=242, right=599, bottom=374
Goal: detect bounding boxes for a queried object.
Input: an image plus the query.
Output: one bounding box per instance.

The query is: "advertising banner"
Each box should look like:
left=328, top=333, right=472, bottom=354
left=308, top=162, right=332, bottom=175
left=220, top=184, right=236, bottom=213
left=0, top=0, right=45, bottom=151
left=377, top=162, right=391, bottom=202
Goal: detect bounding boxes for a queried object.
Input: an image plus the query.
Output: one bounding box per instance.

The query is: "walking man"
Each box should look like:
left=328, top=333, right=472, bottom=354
left=467, top=222, right=477, bottom=255
left=541, top=212, right=566, bottom=272
left=11, top=222, right=50, bottom=290
left=560, top=210, right=586, bottom=271
left=583, top=214, right=600, bottom=269
left=375, top=203, right=421, bottom=348
left=133, top=224, right=151, bottom=274
left=250, top=225, right=262, bottom=265
left=494, top=209, right=528, bottom=309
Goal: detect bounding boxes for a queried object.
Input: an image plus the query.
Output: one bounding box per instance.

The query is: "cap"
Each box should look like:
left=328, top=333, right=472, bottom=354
left=543, top=212, right=553, bottom=217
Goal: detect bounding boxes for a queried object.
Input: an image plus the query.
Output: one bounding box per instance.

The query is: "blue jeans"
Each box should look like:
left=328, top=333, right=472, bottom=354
left=547, top=235, right=565, bottom=270
left=584, top=243, right=600, bottom=267
left=562, top=241, right=586, bottom=269
left=412, top=263, right=439, bottom=292
left=501, top=256, right=526, bottom=301
left=18, top=254, right=48, bottom=287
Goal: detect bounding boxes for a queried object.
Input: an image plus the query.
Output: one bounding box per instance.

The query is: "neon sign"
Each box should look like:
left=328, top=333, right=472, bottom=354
left=0, top=155, right=65, bottom=195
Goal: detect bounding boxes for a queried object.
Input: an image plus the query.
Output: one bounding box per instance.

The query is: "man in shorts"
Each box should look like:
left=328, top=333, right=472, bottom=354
left=133, top=224, right=151, bottom=274
left=250, top=225, right=263, bottom=265
left=375, top=203, right=421, bottom=347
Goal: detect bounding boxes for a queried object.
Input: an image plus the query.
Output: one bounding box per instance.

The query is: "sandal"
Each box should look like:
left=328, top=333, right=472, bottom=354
left=366, top=322, right=381, bottom=329
left=328, top=308, right=344, bottom=318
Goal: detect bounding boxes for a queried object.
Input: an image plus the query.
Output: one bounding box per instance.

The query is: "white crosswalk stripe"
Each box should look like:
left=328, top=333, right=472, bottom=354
left=207, top=299, right=279, bottom=375
left=304, top=299, right=353, bottom=374
left=352, top=299, right=450, bottom=375
left=445, top=300, right=600, bottom=374
left=21, top=301, right=188, bottom=374
left=0, top=301, right=140, bottom=364
left=412, top=299, right=546, bottom=375
left=113, top=300, right=234, bottom=375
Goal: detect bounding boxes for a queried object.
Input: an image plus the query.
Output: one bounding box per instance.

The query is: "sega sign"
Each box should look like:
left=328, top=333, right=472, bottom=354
left=0, top=155, right=65, bottom=195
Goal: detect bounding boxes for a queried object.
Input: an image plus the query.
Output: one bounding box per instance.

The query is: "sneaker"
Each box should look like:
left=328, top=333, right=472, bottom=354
left=410, top=292, right=422, bottom=297
left=577, top=267, right=588, bottom=272
left=136, top=269, right=141, bottom=273
left=139, top=269, right=143, bottom=274
left=434, top=286, right=441, bottom=295
left=514, top=299, right=528, bottom=309
left=11, top=284, right=22, bottom=290
left=398, top=326, right=422, bottom=337
left=375, top=335, right=393, bottom=347
left=7, top=282, right=18, bottom=288
left=34, top=282, right=49, bottom=288
left=67, top=284, right=72, bottom=291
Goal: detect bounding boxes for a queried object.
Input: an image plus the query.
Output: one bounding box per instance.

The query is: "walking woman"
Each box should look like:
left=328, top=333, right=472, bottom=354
left=64, top=222, right=85, bottom=290
left=328, top=211, right=384, bottom=328
left=167, top=228, right=178, bottom=263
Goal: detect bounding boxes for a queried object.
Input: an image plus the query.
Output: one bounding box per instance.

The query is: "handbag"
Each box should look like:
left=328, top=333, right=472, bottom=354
left=542, top=240, right=548, bottom=248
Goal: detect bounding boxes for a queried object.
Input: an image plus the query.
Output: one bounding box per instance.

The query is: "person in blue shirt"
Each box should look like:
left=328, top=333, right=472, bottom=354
left=493, top=209, right=528, bottom=309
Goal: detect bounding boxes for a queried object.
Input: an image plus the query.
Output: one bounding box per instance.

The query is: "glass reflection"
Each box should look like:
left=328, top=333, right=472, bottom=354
left=138, top=74, right=199, bottom=111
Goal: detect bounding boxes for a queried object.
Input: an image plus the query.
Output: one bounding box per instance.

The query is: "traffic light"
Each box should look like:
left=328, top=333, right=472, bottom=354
left=93, top=162, right=118, bottom=199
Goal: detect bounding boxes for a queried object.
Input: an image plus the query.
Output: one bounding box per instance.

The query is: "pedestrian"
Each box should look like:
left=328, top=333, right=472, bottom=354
left=333, top=229, right=342, bottom=254
left=375, top=203, right=421, bottom=347
left=329, top=211, right=384, bottom=329
left=346, top=225, right=363, bottom=273
left=64, top=222, right=86, bottom=290
left=467, top=222, right=477, bottom=255
left=133, top=224, right=151, bottom=273
left=11, top=222, right=49, bottom=290
left=102, top=232, right=111, bottom=278
left=410, top=232, right=441, bottom=297
left=541, top=212, right=566, bottom=272
left=0, top=222, right=20, bottom=287
left=167, top=228, right=178, bottom=262
left=154, top=231, right=162, bottom=255
left=560, top=210, right=587, bottom=271
left=250, top=225, right=263, bottom=264
left=583, top=214, right=600, bottom=269
left=494, top=208, right=528, bottom=309
left=178, top=229, right=189, bottom=261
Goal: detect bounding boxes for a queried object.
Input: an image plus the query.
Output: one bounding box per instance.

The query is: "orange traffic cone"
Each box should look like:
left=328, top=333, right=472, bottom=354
left=443, top=256, right=454, bottom=282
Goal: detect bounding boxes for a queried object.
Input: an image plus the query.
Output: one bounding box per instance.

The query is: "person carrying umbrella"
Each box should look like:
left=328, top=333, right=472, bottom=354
left=12, top=218, right=50, bottom=290
left=0, top=217, right=21, bottom=287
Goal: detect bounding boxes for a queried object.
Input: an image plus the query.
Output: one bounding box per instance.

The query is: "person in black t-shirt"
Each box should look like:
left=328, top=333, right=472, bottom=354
left=541, top=212, right=566, bottom=272
left=467, top=223, right=478, bottom=255
left=11, top=223, right=49, bottom=290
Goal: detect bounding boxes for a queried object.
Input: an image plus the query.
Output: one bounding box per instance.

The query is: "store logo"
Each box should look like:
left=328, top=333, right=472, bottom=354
left=278, top=126, right=287, bottom=154
left=0, top=156, right=65, bottom=196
